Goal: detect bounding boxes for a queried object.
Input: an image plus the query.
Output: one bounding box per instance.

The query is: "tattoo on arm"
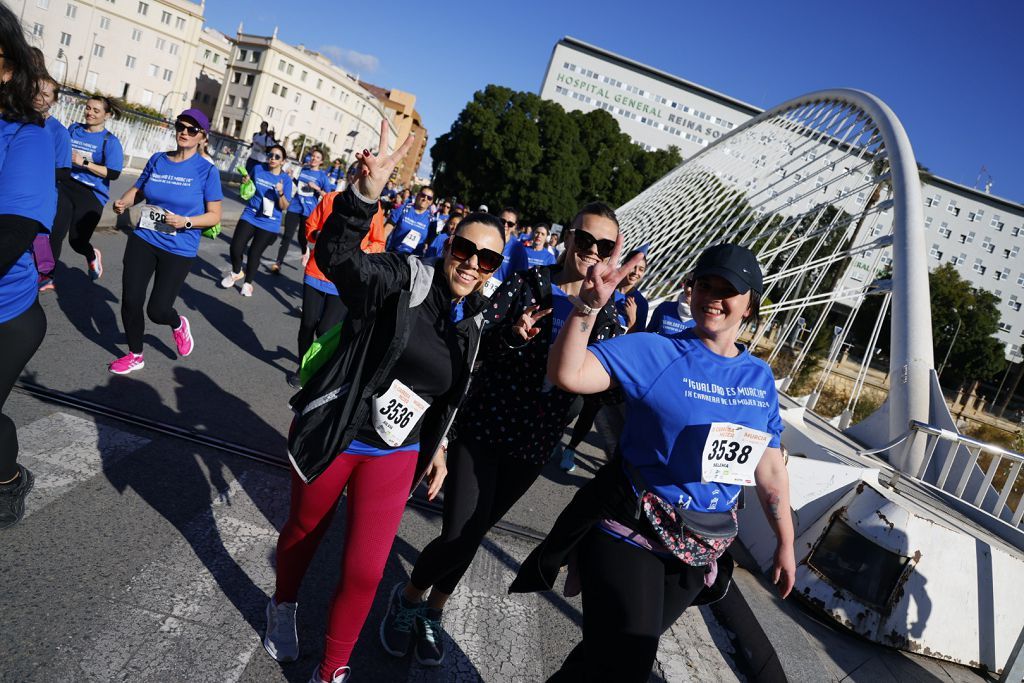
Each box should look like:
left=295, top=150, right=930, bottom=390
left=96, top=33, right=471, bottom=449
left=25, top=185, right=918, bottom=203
left=767, top=492, right=781, bottom=521
left=578, top=320, right=590, bottom=333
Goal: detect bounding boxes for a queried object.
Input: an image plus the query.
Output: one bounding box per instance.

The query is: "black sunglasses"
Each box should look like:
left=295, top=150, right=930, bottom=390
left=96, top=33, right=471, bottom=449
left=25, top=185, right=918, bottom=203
left=502, top=219, right=516, bottom=228
left=419, top=193, right=434, bottom=200
left=572, top=229, right=616, bottom=258
left=449, top=234, right=504, bottom=274
left=174, top=121, right=202, bottom=136
left=268, top=153, right=284, bottom=160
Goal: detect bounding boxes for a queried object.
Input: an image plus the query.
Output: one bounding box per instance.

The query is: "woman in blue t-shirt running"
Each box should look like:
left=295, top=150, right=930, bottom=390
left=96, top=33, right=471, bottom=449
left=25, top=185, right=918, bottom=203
left=517, top=241, right=796, bottom=682
left=221, top=144, right=292, bottom=296
left=0, top=4, right=57, bottom=529
left=51, top=95, right=124, bottom=283
left=271, top=147, right=330, bottom=274
left=109, top=109, right=223, bottom=375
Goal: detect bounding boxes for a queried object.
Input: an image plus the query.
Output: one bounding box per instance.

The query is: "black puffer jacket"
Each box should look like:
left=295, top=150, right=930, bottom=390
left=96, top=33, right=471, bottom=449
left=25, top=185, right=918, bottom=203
left=456, top=265, right=621, bottom=463
left=287, top=187, right=487, bottom=486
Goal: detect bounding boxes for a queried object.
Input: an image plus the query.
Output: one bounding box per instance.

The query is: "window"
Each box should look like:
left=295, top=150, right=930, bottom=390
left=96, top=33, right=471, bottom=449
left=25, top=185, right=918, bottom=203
left=36, top=0, right=49, bottom=8
left=137, top=1, right=147, bottom=15
left=972, top=258, right=986, bottom=275
left=141, top=89, right=153, bottom=105
left=300, top=70, right=307, bottom=82
left=148, top=63, right=158, bottom=77
left=239, top=48, right=248, bottom=61
left=992, top=215, right=1004, bottom=230
left=1013, top=227, right=1022, bottom=237
left=946, top=200, right=961, bottom=217
left=938, top=222, right=951, bottom=238
left=156, top=37, right=165, bottom=50
left=98, top=15, right=110, bottom=29
left=317, top=78, right=323, bottom=90
left=226, top=94, right=236, bottom=106
left=286, top=64, right=294, bottom=75
left=982, top=236, right=994, bottom=253
left=310, top=99, right=317, bottom=111
left=280, top=86, right=288, bottom=97
left=160, top=10, right=170, bottom=24
left=266, top=105, right=275, bottom=116
left=999, top=322, right=1012, bottom=334
left=92, top=44, right=104, bottom=57
left=272, top=83, right=279, bottom=95
left=278, top=59, right=286, bottom=71
left=168, top=44, right=178, bottom=56
left=212, top=54, right=220, bottom=64
left=244, top=74, right=254, bottom=86
left=250, top=51, right=260, bottom=64
left=240, top=98, right=248, bottom=109
left=929, top=244, right=942, bottom=260
left=1009, top=295, right=1021, bottom=312
left=967, top=209, right=984, bottom=222
left=66, top=3, right=77, bottom=18
left=175, top=16, right=185, bottom=30
left=1018, top=272, right=1024, bottom=287
left=924, top=193, right=941, bottom=207
left=950, top=252, right=966, bottom=266
left=924, top=216, right=933, bottom=230
left=59, top=32, right=71, bottom=46
left=996, top=267, right=1010, bottom=281
left=162, top=68, right=172, bottom=82
left=231, top=72, right=241, bottom=84
left=131, top=27, right=142, bottom=41
left=1013, top=246, right=1021, bottom=258
left=32, top=23, right=43, bottom=36
left=84, top=70, right=97, bottom=90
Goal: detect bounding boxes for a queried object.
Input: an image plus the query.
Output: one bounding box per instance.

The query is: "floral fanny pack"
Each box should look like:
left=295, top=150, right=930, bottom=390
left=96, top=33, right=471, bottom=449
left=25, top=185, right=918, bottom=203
left=623, top=459, right=738, bottom=567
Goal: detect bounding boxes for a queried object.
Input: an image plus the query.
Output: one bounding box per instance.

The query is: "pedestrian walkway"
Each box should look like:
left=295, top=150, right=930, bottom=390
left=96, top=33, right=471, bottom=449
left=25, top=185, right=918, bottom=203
left=1, top=391, right=745, bottom=682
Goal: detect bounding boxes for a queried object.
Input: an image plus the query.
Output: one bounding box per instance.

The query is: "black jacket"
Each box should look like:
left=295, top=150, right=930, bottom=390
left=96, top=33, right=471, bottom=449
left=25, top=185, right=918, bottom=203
left=287, top=187, right=486, bottom=486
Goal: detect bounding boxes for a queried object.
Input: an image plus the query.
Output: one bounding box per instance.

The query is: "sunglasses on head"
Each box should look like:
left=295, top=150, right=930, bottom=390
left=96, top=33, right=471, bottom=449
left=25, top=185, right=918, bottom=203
left=572, top=229, right=616, bottom=259
left=174, top=121, right=202, bottom=136
left=449, top=234, right=504, bottom=274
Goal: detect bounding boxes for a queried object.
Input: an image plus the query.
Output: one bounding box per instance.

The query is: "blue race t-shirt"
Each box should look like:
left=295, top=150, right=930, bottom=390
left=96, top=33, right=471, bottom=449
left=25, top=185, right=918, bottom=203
left=288, top=166, right=331, bottom=216
left=615, top=289, right=649, bottom=331
left=423, top=232, right=449, bottom=260
left=549, top=283, right=575, bottom=345
left=386, top=205, right=432, bottom=255
left=68, top=123, right=123, bottom=205
left=0, top=119, right=56, bottom=323
left=493, top=238, right=530, bottom=283
left=525, top=247, right=556, bottom=268
left=303, top=273, right=338, bottom=296
left=589, top=329, right=783, bottom=513
left=647, top=301, right=695, bottom=336
left=132, top=152, right=224, bottom=257
left=241, top=163, right=293, bottom=233
left=45, top=116, right=71, bottom=171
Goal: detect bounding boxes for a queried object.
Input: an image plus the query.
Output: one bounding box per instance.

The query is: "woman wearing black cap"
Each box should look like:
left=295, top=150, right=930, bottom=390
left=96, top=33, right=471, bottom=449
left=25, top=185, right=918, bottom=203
left=109, top=109, right=223, bottom=374
left=512, top=241, right=796, bottom=682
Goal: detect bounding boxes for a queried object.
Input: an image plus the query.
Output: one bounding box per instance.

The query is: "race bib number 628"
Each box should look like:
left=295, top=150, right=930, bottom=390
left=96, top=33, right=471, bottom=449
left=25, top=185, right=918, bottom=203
left=700, top=422, right=772, bottom=486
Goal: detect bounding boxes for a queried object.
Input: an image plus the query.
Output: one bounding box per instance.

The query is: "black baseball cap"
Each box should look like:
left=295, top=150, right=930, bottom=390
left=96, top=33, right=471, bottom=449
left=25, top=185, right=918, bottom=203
left=693, top=243, right=763, bottom=295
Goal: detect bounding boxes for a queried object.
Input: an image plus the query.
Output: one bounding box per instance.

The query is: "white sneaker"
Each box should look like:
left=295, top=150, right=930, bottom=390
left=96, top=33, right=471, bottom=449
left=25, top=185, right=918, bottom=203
left=240, top=282, right=254, bottom=297
left=220, top=270, right=244, bottom=288
left=263, top=598, right=299, bottom=662
left=308, top=665, right=351, bottom=683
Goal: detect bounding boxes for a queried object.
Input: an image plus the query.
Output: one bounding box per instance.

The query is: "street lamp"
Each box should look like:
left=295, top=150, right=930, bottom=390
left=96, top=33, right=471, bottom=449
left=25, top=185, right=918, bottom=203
left=56, top=49, right=69, bottom=88
left=161, top=90, right=187, bottom=117
left=938, top=306, right=971, bottom=379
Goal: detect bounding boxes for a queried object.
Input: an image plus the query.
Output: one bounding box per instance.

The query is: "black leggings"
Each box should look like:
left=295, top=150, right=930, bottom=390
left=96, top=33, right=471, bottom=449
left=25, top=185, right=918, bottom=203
left=276, top=211, right=308, bottom=265
left=567, top=396, right=602, bottom=451
left=229, top=219, right=277, bottom=283
left=0, top=301, right=46, bottom=481
left=298, top=283, right=347, bottom=360
left=51, top=180, right=103, bottom=266
left=548, top=529, right=706, bottom=683
left=121, top=234, right=193, bottom=354
left=410, top=438, right=545, bottom=595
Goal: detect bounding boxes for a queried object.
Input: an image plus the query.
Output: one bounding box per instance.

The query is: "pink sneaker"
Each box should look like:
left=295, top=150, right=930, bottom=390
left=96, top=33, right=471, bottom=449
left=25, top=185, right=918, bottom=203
left=88, top=248, right=103, bottom=281
left=173, top=315, right=194, bottom=357
left=109, top=353, right=144, bottom=375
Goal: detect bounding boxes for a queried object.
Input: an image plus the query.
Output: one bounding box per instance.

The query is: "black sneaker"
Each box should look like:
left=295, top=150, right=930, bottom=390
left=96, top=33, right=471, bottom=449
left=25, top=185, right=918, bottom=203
left=379, top=583, right=420, bottom=657
left=0, top=465, right=35, bottom=529
left=414, top=607, right=445, bottom=666
left=286, top=372, right=302, bottom=389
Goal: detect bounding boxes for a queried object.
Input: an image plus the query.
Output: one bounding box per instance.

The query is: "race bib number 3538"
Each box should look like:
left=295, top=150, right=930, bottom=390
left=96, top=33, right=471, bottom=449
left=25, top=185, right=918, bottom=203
left=371, top=378, right=430, bottom=447
left=700, top=422, right=772, bottom=486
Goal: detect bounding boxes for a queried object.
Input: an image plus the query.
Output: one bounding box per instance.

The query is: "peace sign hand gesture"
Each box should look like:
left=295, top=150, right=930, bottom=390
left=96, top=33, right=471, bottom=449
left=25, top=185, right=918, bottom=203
left=513, top=305, right=553, bottom=341
left=353, top=120, right=416, bottom=201
left=580, top=232, right=644, bottom=309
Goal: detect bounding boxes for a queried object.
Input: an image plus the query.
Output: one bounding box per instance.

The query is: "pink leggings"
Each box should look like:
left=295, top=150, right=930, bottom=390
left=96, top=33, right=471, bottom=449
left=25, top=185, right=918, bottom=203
left=274, top=449, right=417, bottom=677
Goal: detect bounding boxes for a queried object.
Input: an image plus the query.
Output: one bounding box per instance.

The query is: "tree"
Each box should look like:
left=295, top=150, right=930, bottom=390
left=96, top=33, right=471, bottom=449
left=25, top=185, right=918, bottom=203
left=849, top=263, right=1007, bottom=388
left=431, top=85, right=681, bottom=224
left=290, top=134, right=330, bottom=163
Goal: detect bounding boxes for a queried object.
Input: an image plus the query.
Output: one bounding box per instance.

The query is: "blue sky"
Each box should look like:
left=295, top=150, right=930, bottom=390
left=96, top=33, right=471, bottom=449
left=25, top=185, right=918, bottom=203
left=205, top=0, right=1024, bottom=203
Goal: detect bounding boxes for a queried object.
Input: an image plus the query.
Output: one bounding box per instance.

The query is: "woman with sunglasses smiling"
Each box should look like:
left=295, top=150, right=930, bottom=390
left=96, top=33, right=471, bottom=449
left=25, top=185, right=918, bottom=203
left=380, top=202, right=624, bottom=668
left=262, top=123, right=507, bottom=683
left=109, top=110, right=223, bottom=374
left=221, top=144, right=293, bottom=296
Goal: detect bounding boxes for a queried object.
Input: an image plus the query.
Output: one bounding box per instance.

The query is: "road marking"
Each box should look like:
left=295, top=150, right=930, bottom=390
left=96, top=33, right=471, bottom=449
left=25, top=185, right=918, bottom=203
left=17, top=411, right=150, bottom=520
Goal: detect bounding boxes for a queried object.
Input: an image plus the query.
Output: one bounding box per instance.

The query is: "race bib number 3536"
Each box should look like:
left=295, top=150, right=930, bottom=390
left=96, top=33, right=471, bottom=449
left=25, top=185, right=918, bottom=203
left=700, top=422, right=772, bottom=486
left=371, top=378, right=430, bottom=447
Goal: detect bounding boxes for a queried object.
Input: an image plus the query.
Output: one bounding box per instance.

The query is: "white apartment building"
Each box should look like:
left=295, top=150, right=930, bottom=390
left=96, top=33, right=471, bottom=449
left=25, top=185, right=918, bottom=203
left=541, top=37, right=1024, bottom=359
left=188, top=26, right=231, bottom=119
left=22, top=0, right=204, bottom=114
left=212, top=30, right=397, bottom=162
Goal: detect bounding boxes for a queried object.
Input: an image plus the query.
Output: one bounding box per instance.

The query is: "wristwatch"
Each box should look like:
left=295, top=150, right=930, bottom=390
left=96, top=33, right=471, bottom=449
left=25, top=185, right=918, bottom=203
left=184, top=218, right=193, bottom=229
left=81, top=158, right=89, bottom=167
